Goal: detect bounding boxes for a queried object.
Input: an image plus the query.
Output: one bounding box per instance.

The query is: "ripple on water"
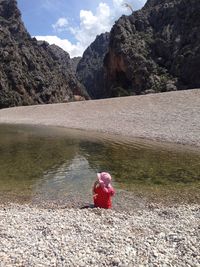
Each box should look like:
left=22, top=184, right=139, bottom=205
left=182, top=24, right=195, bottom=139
left=0, top=124, right=199, bottom=209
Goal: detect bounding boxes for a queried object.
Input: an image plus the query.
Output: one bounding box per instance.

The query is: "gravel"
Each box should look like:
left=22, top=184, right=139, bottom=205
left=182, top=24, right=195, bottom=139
left=0, top=89, right=200, bottom=147
left=0, top=90, right=199, bottom=266
left=0, top=204, right=199, bottom=267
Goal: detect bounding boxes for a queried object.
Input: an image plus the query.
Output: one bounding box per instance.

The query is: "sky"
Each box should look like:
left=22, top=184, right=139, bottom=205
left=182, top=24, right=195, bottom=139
left=17, top=0, right=147, bottom=58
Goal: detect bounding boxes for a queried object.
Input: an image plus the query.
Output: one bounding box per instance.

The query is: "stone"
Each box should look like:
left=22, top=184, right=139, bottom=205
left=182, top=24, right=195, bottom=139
left=0, top=0, right=89, bottom=108
left=76, top=33, right=110, bottom=99
left=77, top=0, right=200, bottom=98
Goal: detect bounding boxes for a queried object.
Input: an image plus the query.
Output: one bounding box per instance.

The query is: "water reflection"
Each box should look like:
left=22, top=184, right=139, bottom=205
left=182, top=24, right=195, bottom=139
left=80, top=140, right=200, bottom=185
left=0, top=124, right=199, bottom=206
left=33, top=156, right=96, bottom=203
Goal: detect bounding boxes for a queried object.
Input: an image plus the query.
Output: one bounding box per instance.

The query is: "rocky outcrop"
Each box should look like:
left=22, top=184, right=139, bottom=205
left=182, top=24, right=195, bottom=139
left=0, top=0, right=88, bottom=108
left=104, top=0, right=200, bottom=96
left=76, top=33, right=109, bottom=99
left=76, top=0, right=200, bottom=98
left=70, top=57, right=81, bottom=74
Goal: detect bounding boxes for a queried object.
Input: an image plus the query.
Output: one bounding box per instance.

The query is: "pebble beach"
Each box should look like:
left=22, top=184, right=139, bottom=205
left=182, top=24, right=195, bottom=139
left=0, top=89, right=200, bottom=147
left=0, top=204, right=199, bottom=267
left=0, top=90, right=200, bottom=266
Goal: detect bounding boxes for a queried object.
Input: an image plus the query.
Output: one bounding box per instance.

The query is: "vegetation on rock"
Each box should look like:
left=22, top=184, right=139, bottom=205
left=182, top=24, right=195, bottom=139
left=0, top=0, right=89, bottom=108
left=77, top=0, right=200, bottom=98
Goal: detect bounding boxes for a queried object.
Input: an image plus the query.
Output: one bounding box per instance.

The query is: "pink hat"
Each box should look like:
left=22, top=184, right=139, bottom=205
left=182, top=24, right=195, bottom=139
left=97, top=172, right=112, bottom=187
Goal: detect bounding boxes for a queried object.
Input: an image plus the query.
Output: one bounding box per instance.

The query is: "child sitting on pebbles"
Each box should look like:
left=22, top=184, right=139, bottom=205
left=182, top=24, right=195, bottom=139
left=92, top=172, right=115, bottom=209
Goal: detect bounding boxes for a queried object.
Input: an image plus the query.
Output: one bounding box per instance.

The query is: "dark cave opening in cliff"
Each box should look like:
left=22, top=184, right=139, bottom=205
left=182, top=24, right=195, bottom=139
left=110, top=71, right=132, bottom=97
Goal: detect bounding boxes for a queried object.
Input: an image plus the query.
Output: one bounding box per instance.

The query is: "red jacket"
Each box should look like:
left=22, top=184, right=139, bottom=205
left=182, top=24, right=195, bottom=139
left=93, top=185, right=115, bottom=209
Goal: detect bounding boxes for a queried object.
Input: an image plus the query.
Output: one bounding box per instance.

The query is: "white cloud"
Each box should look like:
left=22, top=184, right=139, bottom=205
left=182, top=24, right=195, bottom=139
left=72, top=2, right=111, bottom=48
left=35, top=0, right=141, bottom=58
left=52, top=17, right=68, bottom=32
left=35, top=35, right=84, bottom=57
left=113, top=0, right=124, bottom=9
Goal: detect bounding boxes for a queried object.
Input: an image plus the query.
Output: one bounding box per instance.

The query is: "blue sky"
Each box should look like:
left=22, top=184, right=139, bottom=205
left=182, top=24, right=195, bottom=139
left=17, top=0, right=147, bottom=57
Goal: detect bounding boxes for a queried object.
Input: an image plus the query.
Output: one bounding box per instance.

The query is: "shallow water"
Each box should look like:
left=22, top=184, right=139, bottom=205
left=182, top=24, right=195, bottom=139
left=0, top=124, right=199, bottom=208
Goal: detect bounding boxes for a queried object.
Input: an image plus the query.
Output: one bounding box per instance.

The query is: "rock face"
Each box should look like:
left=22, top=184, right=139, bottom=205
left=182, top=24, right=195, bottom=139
left=70, top=57, right=81, bottom=74
left=77, top=0, right=200, bottom=98
left=104, top=0, right=200, bottom=96
left=76, top=33, right=109, bottom=99
left=0, top=0, right=88, bottom=108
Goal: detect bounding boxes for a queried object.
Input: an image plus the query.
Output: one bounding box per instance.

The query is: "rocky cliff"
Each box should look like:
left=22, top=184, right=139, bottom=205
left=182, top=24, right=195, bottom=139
left=105, top=0, right=200, bottom=96
left=70, top=57, right=81, bottom=74
left=0, top=0, right=88, bottom=108
left=76, top=33, right=109, bottom=99
left=77, top=0, right=200, bottom=98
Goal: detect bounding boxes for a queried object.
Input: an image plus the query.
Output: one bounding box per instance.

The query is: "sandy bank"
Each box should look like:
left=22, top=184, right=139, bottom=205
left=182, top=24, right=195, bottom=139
left=0, top=89, right=200, bottom=147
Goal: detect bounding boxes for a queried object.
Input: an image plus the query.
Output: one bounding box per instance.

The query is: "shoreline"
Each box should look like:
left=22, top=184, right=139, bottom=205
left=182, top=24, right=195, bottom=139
left=0, top=89, right=200, bottom=148
left=0, top=90, right=199, bottom=266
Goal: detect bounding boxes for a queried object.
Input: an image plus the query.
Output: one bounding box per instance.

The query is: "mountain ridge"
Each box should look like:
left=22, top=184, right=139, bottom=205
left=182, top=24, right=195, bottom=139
left=0, top=0, right=89, bottom=108
left=1, top=0, right=199, bottom=106
left=77, top=0, right=200, bottom=98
